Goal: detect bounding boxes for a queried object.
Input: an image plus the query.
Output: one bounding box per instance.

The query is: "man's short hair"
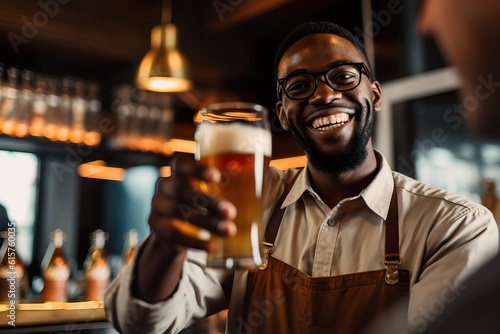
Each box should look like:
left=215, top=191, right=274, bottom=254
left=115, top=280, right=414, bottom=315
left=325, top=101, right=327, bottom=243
left=274, top=21, right=373, bottom=80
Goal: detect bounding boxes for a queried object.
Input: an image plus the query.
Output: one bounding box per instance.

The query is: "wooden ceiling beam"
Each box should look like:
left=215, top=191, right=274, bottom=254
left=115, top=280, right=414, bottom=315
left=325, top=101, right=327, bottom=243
left=210, top=0, right=294, bottom=31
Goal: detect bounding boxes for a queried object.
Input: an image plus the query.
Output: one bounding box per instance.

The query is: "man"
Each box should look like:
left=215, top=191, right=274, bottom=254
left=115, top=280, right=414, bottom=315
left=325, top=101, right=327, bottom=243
left=104, top=21, right=498, bottom=333
left=413, top=1, right=500, bottom=332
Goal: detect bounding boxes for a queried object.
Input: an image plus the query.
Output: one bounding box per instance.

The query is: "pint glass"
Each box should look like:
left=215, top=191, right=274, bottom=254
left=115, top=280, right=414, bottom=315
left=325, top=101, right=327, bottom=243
left=195, top=102, right=272, bottom=269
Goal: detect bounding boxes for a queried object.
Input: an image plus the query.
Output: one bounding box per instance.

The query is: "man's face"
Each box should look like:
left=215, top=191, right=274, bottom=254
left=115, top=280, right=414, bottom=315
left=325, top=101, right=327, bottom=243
left=418, top=0, right=500, bottom=139
left=275, top=34, right=382, bottom=174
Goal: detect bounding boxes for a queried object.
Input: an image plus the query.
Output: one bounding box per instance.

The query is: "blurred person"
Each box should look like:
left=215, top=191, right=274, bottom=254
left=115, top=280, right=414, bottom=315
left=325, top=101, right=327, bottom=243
left=416, top=0, right=500, bottom=333
left=366, top=2, right=500, bottom=333
left=419, top=0, right=500, bottom=140
left=104, top=21, right=498, bottom=334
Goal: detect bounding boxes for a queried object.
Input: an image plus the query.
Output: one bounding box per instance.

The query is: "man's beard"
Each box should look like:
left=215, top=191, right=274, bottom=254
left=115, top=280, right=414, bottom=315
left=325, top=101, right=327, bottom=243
left=290, top=106, right=374, bottom=175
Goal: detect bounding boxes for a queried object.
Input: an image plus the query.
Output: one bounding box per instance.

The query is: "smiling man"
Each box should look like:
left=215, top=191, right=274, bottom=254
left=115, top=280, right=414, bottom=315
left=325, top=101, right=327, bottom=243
left=104, top=21, right=498, bottom=334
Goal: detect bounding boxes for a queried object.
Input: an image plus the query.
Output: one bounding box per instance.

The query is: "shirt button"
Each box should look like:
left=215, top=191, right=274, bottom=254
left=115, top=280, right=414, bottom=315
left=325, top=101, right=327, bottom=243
left=327, top=219, right=336, bottom=227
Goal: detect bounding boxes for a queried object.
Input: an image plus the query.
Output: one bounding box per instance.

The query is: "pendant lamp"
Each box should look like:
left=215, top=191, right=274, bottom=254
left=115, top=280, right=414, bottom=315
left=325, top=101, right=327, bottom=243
left=136, top=0, right=192, bottom=92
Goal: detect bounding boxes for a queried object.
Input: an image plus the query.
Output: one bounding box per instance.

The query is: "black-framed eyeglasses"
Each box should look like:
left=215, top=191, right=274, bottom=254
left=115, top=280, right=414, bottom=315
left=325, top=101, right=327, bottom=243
left=277, top=62, right=371, bottom=100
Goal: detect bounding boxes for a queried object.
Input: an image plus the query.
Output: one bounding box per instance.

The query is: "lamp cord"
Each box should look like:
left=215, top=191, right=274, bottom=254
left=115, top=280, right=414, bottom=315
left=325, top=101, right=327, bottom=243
left=162, top=0, right=172, bottom=25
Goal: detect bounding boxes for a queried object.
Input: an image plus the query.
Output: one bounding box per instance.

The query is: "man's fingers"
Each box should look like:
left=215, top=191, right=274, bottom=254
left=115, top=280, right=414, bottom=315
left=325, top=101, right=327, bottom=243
left=150, top=197, right=237, bottom=236
left=155, top=177, right=237, bottom=222
left=148, top=215, right=211, bottom=251
left=170, top=154, right=221, bottom=183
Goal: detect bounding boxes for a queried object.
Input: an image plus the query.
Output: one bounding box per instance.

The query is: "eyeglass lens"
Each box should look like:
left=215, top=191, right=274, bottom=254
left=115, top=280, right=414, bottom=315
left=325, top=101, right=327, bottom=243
left=282, top=64, right=362, bottom=99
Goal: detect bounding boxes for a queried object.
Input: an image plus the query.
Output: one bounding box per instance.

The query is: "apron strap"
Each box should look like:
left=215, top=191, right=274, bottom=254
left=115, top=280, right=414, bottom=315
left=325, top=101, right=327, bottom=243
left=264, top=170, right=301, bottom=244
left=384, top=190, right=402, bottom=285
left=260, top=169, right=301, bottom=269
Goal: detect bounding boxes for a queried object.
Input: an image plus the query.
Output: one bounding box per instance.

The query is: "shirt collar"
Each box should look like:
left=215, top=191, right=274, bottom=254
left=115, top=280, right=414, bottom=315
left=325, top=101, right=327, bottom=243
left=280, top=150, right=394, bottom=220
left=360, top=150, right=394, bottom=220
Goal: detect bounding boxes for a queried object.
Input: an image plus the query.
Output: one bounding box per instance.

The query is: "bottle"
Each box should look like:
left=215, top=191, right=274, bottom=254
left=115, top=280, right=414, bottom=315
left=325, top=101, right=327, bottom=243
left=0, top=231, right=27, bottom=303
left=157, top=93, right=174, bottom=155
left=69, top=79, right=87, bottom=144
left=42, top=76, right=61, bottom=141
left=56, top=76, right=73, bottom=142
left=112, top=84, right=134, bottom=149
left=83, top=81, right=102, bottom=147
left=29, top=74, right=47, bottom=137
left=0, top=67, right=20, bottom=135
left=122, top=229, right=139, bottom=267
left=41, top=229, right=70, bottom=302
left=15, top=69, right=34, bottom=138
left=129, top=89, right=148, bottom=151
left=84, top=229, right=110, bottom=301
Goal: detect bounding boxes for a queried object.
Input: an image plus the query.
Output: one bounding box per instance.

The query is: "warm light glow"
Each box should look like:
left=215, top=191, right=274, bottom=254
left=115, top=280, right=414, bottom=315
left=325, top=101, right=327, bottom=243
left=1, top=121, right=16, bottom=135
left=14, top=124, right=28, bottom=138
left=56, top=127, right=70, bottom=142
left=42, top=124, right=57, bottom=140
left=28, top=124, right=44, bottom=137
left=269, top=155, right=307, bottom=170
left=167, top=138, right=196, bottom=154
left=151, top=139, right=164, bottom=154
left=135, top=24, right=192, bottom=93
left=159, top=166, right=171, bottom=178
left=69, top=130, right=84, bottom=144
left=83, top=132, right=101, bottom=147
left=78, top=160, right=126, bottom=181
left=146, top=77, right=192, bottom=92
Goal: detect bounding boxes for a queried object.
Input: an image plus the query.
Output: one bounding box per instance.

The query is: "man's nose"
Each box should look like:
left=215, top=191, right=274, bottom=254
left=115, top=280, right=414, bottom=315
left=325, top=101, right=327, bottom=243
left=309, top=77, right=342, bottom=103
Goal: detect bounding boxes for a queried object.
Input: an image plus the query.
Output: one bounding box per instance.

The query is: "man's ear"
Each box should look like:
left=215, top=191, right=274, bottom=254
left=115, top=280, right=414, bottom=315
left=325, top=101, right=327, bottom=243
left=371, top=81, right=382, bottom=112
left=275, top=100, right=289, bottom=131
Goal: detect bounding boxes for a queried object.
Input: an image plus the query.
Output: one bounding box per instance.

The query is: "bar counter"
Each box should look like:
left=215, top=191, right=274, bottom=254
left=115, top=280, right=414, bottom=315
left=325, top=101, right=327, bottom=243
left=0, top=301, right=117, bottom=333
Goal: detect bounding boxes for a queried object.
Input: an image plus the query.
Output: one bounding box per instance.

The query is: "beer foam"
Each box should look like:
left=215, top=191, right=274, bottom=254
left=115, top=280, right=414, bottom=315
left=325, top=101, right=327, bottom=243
left=196, top=122, right=272, bottom=158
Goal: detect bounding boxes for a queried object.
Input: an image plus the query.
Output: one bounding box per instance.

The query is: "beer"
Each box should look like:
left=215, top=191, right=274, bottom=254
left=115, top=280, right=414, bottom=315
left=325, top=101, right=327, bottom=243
left=196, top=104, right=272, bottom=269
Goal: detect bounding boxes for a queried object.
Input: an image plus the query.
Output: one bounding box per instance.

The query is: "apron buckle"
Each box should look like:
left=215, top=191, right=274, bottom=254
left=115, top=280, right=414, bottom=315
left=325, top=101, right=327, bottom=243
left=259, top=242, right=275, bottom=270
left=384, top=256, right=402, bottom=285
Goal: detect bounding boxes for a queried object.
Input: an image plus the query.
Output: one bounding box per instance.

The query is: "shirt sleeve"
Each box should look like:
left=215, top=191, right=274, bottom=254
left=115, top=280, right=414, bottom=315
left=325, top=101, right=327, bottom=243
left=104, top=245, right=230, bottom=334
left=407, top=204, right=498, bottom=332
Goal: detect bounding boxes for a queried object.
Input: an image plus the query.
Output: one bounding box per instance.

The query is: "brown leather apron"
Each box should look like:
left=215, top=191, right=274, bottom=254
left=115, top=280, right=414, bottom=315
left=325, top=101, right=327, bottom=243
left=240, top=176, right=410, bottom=334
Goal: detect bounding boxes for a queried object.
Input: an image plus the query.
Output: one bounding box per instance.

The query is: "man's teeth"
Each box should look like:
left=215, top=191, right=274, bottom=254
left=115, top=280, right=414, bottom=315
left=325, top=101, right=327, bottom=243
left=312, top=114, right=349, bottom=130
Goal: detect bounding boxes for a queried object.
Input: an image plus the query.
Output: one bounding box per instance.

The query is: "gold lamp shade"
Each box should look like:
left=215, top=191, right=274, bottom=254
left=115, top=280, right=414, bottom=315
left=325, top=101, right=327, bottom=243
left=136, top=23, right=192, bottom=92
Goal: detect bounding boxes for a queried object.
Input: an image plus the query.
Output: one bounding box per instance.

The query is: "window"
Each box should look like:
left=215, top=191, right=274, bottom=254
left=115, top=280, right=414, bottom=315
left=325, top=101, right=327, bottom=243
left=0, top=150, right=39, bottom=264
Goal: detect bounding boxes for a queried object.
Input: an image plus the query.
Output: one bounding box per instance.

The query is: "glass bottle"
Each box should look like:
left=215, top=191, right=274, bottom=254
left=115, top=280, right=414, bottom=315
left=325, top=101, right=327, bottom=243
left=129, top=89, right=148, bottom=151
left=0, top=67, right=20, bottom=136
left=29, top=74, right=47, bottom=137
left=56, top=76, right=73, bottom=142
left=83, top=81, right=101, bottom=147
left=0, top=231, right=27, bottom=303
left=84, top=229, right=110, bottom=301
left=15, top=69, right=34, bottom=138
left=42, top=76, right=60, bottom=141
left=122, top=229, right=139, bottom=267
left=112, top=84, right=133, bottom=149
left=41, top=229, right=70, bottom=302
left=69, top=79, right=87, bottom=144
left=157, top=93, right=174, bottom=155
left=143, top=92, right=161, bottom=153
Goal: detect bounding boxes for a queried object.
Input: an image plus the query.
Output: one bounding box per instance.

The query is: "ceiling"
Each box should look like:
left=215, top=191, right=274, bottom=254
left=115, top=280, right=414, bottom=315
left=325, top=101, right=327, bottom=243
left=0, top=0, right=433, bottom=160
